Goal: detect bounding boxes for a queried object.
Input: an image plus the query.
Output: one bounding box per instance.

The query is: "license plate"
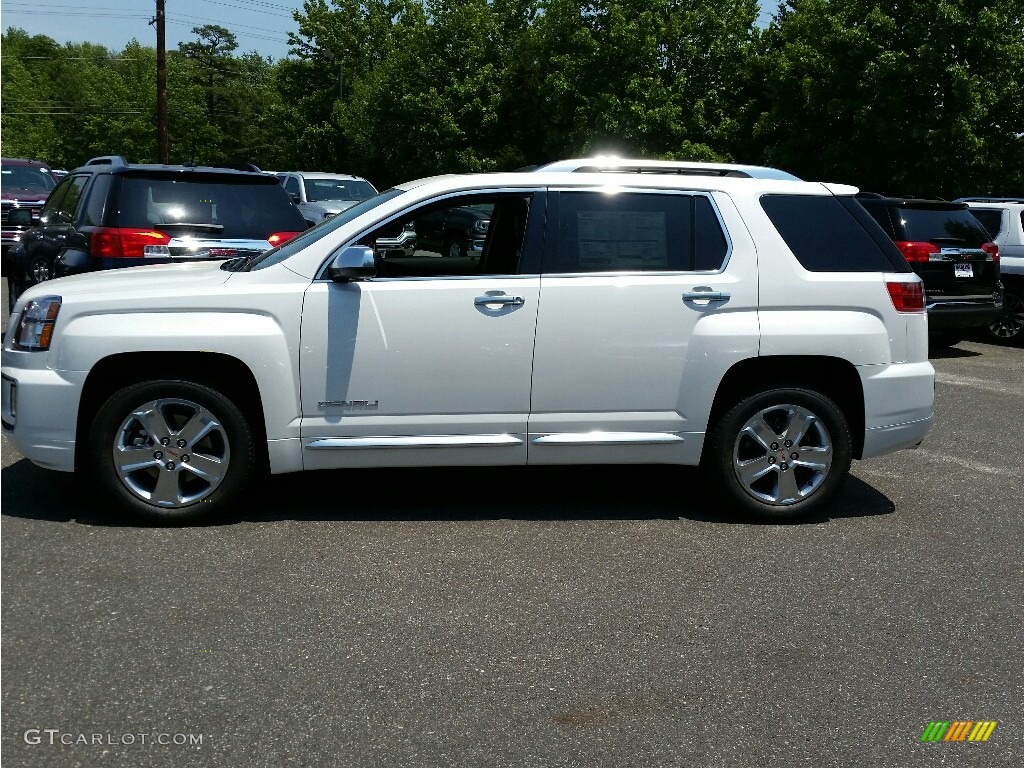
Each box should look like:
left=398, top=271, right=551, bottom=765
left=955, top=263, right=973, bottom=278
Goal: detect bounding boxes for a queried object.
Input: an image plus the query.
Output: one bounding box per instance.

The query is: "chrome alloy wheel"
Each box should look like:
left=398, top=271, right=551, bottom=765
left=111, top=398, right=230, bottom=508
left=989, top=290, right=1024, bottom=341
left=731, top=403, right=834, bottom=506
left=29, top=256, right=52, bottom=284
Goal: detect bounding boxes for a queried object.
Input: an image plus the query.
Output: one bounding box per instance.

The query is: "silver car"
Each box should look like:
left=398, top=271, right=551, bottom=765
left=276, top=171, right=377, bottom=226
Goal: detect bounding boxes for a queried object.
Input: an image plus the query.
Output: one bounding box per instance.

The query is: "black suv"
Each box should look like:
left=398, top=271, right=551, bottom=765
left=8, top=156, right=307, bottom=305
left=414, top=203, right=491, bottom=258
left=856, top=194, right=1002, bottom=346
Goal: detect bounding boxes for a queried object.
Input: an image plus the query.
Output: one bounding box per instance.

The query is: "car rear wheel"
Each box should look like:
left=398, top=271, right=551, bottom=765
left=986, top=287, right=1024, bottom=345
left=705, top=388, right=852, bottom=522
left=87, top=381, right=256, bottom=523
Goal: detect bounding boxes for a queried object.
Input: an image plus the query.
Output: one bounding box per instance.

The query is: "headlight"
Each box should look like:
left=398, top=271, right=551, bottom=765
left=14, top=296, right=62, bottom=351
left=472, top=219, right=490, bottom=234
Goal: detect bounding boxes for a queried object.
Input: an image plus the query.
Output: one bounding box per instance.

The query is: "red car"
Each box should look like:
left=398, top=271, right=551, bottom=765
left=2, top=157, right=58, bottom=283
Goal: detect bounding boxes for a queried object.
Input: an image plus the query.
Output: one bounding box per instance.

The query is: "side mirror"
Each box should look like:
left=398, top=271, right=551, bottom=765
left=328, top=246, right=376, bottom=282
left=289, top=192, right=300, bottom=203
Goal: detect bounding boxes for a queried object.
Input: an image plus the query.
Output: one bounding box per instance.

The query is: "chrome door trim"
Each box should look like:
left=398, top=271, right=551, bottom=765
left=530, top=431, right=684, bottom=445
left=305, top=434, right=524, bottom=450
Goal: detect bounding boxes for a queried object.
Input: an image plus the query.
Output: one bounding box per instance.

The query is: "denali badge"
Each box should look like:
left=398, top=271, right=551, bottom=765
left=318, top=400, right=380, bottom=410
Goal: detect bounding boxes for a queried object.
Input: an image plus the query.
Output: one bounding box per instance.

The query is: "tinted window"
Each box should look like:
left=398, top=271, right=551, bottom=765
left=762, top=195, right=903, bottom=272
left=83, top=174, right=112, bottom=225
left=115, top=176, right=305, bottom=239
left=968, top=208, right=1003, bottom=239
left=58, top=175, right=89, bottom=218
left=284, top=176, right=300, bottom=197
left=694, top=196, right=729, bottom=270
left=898, top=206, right=990, bottom=246
left=551, top=192, right=728, bottom=273
left=40, top=177, right=72, bottom=219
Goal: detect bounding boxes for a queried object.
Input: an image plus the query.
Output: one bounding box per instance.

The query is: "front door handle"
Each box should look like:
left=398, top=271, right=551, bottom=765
left=682, top=288, right=731, bottom=303
left=475, top=294, right=525, bottom=306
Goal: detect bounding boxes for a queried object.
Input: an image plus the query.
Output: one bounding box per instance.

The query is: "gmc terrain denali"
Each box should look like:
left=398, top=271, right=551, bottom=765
left=1, top=161, right=935, bottom=523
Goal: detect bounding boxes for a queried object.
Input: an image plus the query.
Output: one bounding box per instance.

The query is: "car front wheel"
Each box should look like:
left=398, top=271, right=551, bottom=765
left=705, top=388, right=852, bottom=522
left=87, top=381, right=256, bottom=523
left=28, top=254, right=53, bottom=285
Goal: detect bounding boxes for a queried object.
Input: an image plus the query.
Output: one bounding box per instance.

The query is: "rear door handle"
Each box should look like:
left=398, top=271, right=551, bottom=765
left=475, top=294, right=525, bottom=306
left=683, top=288, right=731, bottom=302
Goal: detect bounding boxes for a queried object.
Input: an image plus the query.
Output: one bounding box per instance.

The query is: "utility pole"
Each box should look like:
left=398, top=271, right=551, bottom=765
left=154, top=0, right=169, bottom=163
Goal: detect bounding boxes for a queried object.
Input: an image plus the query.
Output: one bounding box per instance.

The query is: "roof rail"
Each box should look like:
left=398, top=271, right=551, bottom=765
left=84, top=155, right=129, bottom=167
left=533, top=157, right=801, bottom=181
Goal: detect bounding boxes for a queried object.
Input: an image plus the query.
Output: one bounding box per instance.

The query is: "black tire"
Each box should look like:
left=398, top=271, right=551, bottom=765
left=86, top=380, right=256, bottom=523
left=443, top=237, right=467, bottom=258
left=985, top=287, right=1024, bottom=345
left=704, top=388, right=852, bottom=523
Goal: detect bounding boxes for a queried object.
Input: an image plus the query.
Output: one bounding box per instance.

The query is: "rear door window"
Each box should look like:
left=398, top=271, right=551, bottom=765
left=548, top=191, right=729, bottom=273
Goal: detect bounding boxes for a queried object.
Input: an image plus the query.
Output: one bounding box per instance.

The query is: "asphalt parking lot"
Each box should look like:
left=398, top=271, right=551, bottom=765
left=2, top=330, right=1022, bottom=767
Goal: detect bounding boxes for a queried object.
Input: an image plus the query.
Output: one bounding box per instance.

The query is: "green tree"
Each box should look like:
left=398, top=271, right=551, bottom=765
left=752, top=0, right=1024, bottom=196
left=533, top=0, right=759, bottom=161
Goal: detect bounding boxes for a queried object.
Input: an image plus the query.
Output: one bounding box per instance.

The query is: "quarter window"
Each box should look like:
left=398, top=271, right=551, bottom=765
left=764, top=195, right=905, bottom=272
left=549, top=191, right=728, bottom=273
left=969, top=208, right=1003, bottom=240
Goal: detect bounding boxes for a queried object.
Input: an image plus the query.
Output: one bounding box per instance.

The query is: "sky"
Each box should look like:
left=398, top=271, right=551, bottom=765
left=1, top=1, right=776, bottom=62
left=0, top=0, right=303, bottom=61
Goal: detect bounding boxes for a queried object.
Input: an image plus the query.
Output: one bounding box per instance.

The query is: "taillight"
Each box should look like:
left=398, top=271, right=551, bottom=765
left=886, top=280, right=926, bottom=312
left=90, top=227, right=170, bottom=258
left=268, top=231, right=301, bottom=247
left=982, top=242, right=999, bottom=262
left=894, top=241, right=938, bottom=263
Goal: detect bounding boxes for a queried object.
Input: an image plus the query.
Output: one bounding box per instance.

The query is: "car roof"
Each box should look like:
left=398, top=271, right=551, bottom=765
left=1, top=157, right=53, bottom=169
left=279, top=171, right=368, bottom=181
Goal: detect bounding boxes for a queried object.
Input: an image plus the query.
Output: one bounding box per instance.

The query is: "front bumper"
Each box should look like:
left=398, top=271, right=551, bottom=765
left=1, top=350, right=86, bottom=472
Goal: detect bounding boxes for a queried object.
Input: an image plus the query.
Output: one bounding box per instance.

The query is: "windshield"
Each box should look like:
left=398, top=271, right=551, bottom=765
left=1, top=164, right=56, bottom=192
left=303, top=178, right=377, bottom=203
left=234, top=188, right=405, bottom=271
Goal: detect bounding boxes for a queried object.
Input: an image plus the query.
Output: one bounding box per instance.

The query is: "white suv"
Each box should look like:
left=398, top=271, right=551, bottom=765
left=958, top=197, right=1024, bottom=344
left=2, top=161, right=935, bottom=523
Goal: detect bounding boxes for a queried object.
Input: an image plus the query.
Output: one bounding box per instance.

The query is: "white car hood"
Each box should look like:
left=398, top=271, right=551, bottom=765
left=16, top=260, right=233, bottom=306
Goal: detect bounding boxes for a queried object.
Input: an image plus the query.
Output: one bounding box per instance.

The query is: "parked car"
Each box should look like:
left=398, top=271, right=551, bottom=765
left=7, top=155, right=306, bottom=306
left=2, top=158, right=58, bottom=283
left=855, top=193, right=1002, bottom=347
left=956, top=197, right=1024, bottom=345
left=412, top=203, right=491, bottom=258
left=276, top=171, right=377, bottom=226
left=2, top=160, right=934, bottom=524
